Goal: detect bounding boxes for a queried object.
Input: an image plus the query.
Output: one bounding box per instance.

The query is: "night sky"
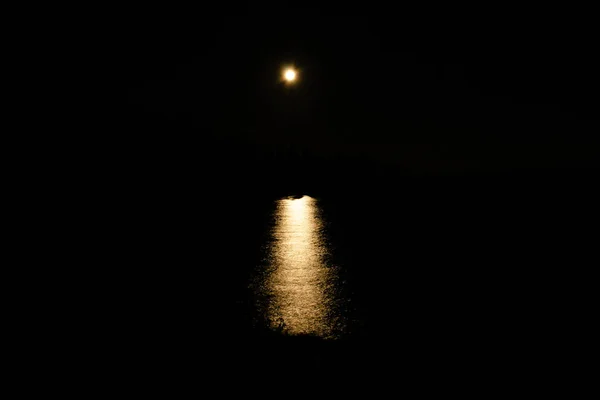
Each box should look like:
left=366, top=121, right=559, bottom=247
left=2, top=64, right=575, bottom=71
left=110, top=8, right=599, bottom=174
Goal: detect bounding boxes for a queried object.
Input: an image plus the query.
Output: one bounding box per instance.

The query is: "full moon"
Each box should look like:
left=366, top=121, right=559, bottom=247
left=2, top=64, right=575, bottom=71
left=284, top=68, right=297, bottom=82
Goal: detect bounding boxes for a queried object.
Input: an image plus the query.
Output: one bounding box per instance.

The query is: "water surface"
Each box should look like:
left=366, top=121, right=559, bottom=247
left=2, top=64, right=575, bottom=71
left=254, top=195, right=346, bottom=338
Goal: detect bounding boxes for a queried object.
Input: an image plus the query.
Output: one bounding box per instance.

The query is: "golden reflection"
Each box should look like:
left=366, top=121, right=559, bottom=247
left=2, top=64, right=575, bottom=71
left=262, top=195, right=341, bottom=337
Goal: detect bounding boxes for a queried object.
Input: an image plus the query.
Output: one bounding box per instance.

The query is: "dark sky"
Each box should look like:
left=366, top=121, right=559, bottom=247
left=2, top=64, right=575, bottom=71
left=112, top=8, right=599, bottom=173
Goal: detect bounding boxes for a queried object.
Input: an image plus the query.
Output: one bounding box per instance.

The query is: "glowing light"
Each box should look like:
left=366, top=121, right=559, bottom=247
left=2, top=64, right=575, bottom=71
left=284, top=68, right=297, bottom=82
left=256, top=195, right=345, bottom=338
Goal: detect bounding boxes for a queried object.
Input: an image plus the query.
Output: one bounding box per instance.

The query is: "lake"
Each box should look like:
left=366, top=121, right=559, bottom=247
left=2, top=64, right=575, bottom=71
left=89, top=172, right=595, bottom=384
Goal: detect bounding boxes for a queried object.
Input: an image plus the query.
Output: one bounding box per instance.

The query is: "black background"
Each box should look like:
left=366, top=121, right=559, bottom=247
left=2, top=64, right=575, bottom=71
left=74, top=5, right=599, bottom=391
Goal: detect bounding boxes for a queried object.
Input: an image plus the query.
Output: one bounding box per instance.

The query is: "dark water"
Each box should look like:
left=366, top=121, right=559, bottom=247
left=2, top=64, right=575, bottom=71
left=88, top=172, right=596, bottom=389
left=200, top=183, right=594, bottom=345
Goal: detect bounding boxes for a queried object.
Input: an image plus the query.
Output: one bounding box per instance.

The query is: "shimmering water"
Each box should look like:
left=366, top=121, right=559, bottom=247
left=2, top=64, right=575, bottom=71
left=254, top=195, right=346, bottom=338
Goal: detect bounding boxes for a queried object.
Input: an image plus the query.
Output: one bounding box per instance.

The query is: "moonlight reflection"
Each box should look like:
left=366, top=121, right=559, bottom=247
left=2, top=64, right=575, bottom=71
left=256, top=196, right=345, bottom=338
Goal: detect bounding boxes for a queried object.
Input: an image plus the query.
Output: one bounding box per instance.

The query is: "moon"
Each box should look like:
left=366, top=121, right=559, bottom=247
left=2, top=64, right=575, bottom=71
left=284, top=68, right=297, bottom=82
